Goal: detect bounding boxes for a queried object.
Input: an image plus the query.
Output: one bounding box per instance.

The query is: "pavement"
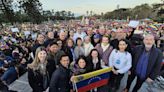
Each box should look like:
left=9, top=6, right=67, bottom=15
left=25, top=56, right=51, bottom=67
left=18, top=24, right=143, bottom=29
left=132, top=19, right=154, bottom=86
left=9, top=72, right=164, bottom=92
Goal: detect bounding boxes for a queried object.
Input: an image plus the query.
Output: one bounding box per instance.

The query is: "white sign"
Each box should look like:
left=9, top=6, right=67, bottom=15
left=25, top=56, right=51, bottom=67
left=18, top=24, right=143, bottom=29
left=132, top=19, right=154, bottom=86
left=128, top=20, right=139, bottom=28
left=11, top=28, right=19, bottom=32
left=24, top=31, right=31, bottom=36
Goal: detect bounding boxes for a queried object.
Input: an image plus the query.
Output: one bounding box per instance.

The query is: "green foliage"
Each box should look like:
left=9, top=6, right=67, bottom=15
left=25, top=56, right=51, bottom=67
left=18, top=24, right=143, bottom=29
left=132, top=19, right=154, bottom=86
left=103, top=3, right=164, bottom=23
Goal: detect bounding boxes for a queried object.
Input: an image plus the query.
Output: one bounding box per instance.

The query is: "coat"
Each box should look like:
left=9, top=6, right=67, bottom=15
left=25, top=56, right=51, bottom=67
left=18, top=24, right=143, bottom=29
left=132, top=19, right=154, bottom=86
left=131, top=45, right=163, bottom=80
left=49, top=65, right=72, bottom=92
left=86, top=56, right=102, bottom=72
left=28, top=68, right=50, bottom=92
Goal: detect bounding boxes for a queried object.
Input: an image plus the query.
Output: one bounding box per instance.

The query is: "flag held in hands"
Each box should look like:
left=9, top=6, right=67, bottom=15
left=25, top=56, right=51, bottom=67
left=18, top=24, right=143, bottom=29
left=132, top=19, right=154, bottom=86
left=72, top=67, right=112, bottom=92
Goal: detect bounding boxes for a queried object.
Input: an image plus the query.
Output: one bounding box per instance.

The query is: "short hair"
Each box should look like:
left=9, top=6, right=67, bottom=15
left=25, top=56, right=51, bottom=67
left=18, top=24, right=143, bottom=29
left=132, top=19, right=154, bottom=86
left=75, top=37, right=82, bottom=45
left=48, top=41, right=58, bottom=47
left=144, top=34, right=155, bottom=40
left=101, top=35, right=110, bottom=42
left=59, top=54, right=69, bottom=61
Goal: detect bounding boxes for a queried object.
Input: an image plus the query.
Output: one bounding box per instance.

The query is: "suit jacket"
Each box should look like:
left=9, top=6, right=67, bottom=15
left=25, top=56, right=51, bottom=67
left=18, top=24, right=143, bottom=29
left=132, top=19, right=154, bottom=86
left=131, top=45, right=162, bottom=80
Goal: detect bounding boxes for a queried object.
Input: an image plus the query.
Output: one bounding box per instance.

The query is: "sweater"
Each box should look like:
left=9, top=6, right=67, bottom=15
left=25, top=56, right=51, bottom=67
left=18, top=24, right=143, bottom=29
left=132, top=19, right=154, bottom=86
left=109, top=49, right=132, bottom=74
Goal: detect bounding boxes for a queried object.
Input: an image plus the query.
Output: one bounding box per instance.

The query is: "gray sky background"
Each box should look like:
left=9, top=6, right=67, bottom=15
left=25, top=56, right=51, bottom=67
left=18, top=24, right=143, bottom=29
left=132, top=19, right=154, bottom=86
left=39, top=0, right=161, bottom=15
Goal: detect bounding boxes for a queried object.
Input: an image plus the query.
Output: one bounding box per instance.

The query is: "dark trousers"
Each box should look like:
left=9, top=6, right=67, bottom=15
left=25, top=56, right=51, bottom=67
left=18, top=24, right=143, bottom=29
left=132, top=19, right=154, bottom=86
left=126, top=73, right=145, bottom=92
left=109, top=72, right=124, bottom=90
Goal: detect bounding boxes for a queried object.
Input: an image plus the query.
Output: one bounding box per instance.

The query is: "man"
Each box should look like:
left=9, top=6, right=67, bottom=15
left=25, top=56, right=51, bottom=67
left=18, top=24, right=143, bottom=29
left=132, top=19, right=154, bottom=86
left=32, top=34, right=45, bottom=56
left=49, top=54, right=72, bottom=92
left=124, top=34, right=163, bottom=92
left=73, top=27, right=86, bottom=42
left=47, top=42, right=65, bottom=68
left=45, top=31, right=55, bottom=47
left=58, top=31, right=67, bottom=49
left=59, top=31, right=66, bottom=43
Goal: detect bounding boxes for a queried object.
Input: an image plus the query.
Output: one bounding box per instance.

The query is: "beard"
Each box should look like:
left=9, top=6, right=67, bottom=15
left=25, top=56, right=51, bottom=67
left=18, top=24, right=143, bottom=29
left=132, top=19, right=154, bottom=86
left=145, top=44, right=153, bottom=50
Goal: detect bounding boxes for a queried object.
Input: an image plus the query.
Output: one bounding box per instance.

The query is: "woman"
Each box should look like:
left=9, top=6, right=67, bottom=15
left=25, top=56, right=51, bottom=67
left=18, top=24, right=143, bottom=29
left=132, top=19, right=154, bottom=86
left=83, top=36, right=94, bottom=57
left=74, top=37, right=84, bottom=60
left=108, top=39, right=132, bottom=91
left=71, top=56, right=88, bottom=92
left=28, top=47, right=50, bottom=92
left=86, top=49, right=104, bottom=72
left=71, top=56, right=88, bottom=75
left=86, top=49, right=104, bottom=92
left=95, top=35, right=113, bottom=66
left=68, top=30, right=74, bottom=39
left=63, top=38, right=75, bottom=63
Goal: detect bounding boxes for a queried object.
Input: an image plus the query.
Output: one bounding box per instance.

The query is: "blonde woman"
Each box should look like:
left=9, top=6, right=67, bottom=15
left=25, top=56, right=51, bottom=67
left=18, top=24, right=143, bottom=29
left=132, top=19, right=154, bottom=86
left=28, top=47, right=50, bottom=92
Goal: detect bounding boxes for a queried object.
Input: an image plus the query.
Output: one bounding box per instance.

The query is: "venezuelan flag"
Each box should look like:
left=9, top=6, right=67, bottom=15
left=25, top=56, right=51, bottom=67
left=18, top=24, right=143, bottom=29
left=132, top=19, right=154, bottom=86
left=148, top=25, right=158, bottom=31
left=73, top=67, right=112, bottom=92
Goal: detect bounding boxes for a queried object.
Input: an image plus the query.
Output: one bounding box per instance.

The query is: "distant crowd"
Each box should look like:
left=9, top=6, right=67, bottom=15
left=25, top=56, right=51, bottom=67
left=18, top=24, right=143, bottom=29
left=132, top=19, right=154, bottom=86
left=0, top=19, right=163, bottom=92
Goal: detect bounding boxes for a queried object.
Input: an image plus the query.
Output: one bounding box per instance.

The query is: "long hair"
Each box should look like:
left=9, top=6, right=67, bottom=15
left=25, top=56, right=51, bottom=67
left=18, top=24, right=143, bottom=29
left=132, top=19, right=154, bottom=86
left=88, top=49, right=101, bottom=60
left=28, top=46, right=47, bottom=75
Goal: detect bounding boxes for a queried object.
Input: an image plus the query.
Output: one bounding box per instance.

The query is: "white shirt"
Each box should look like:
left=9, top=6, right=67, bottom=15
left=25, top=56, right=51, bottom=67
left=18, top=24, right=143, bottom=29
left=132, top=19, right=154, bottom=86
left=109, top=49, right=132, bottom=74
left=83, top=42, right=94, bottom=56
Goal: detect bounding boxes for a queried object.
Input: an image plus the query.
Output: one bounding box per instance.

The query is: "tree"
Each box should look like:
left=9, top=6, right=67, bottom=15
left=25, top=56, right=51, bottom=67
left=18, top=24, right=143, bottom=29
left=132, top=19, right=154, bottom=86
left=19, top=0, right=43, bottom=24
left=0, top=0, right=16, bottom=24
left=103, top=8, right=131, bottom=20
left=67, top=11, right=71, bottom=18
left=90, top=11, right=93, bottom=16
left=132, top=4, right=152, bottom=19
left=86, top=11, right=89, bottom=16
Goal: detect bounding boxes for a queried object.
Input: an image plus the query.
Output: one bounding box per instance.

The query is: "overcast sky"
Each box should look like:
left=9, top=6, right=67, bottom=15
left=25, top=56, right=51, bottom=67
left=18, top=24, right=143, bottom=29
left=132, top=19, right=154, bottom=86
left=40, top=0, right=161, bottom=15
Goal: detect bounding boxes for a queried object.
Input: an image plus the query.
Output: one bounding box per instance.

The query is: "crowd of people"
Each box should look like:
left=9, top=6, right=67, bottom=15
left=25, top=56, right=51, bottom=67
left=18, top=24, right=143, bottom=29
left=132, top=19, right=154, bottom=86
left=0, top=18, right=163, bottom=92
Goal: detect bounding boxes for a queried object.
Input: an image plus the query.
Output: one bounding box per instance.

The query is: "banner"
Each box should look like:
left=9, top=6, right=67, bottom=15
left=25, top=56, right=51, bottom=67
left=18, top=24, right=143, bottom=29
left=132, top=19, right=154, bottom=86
left=128, top=20, right=139, bottom=28
left=72, top=67, right=112, bottom=92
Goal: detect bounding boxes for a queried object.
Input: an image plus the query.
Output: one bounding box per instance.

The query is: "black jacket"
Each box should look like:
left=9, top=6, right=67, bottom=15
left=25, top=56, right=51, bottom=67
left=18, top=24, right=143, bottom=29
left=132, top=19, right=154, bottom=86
left=86, top=56, right=102, bottom=72
left=47, top=52, right=56, bottom=79
left=49, top=65, right=71, bottom=92
left=63, top=46, right=74, bottom=62
left=131, top=45, right=163, bottom=80
left=28, top=68, right=49, bottom=92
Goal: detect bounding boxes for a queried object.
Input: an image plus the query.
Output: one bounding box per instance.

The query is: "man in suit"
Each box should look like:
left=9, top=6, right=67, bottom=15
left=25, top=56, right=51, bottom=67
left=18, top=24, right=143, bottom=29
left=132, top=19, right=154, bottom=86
left=124, top=34, right=163, bottom=92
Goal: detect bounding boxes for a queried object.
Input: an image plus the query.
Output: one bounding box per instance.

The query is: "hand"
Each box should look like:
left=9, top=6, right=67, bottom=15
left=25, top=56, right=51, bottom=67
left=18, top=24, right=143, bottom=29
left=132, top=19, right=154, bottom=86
left=70, top=89, right=74, bottom=92
left=112, top=67, right=115, bottom=72
left=114, top=71, right=119, bottom=75
left=128, top=71, right=131, bottom=75
left=146, top=78, right=153, bottom=83
left=21, top=58, right=26, bottom=64
left=70, top=76, right=75, bottom=82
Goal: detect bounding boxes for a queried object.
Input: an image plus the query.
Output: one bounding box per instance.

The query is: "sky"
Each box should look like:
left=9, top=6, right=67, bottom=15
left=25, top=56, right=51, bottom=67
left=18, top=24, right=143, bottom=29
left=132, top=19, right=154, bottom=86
left=40, top=0, right=161, bottom=15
